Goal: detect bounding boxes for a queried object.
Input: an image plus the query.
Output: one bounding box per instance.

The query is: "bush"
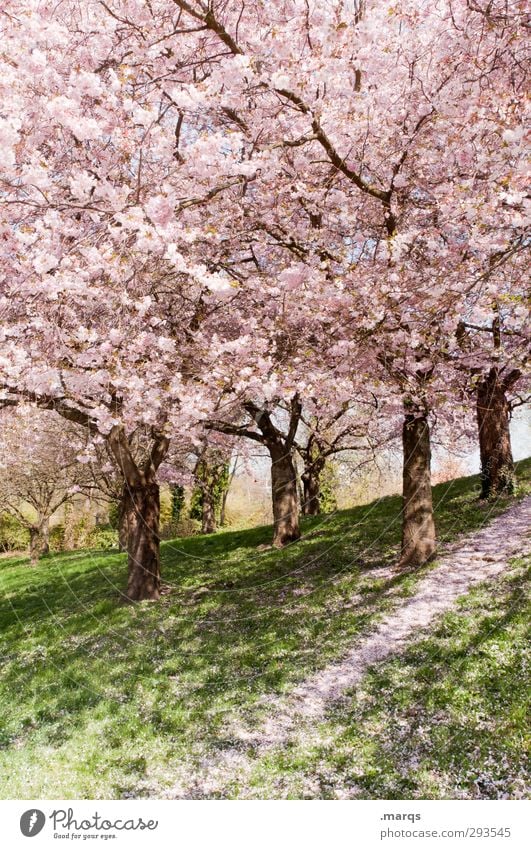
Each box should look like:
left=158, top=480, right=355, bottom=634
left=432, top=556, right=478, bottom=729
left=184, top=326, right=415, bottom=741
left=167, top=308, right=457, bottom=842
left=108, top=501, right=120, bottom=530
left=320, top=462, right=339, bottom=513
left=49, top=524, right=66, bottom=552
left=160, top=516, right=201, bottom=540
left=86, top=526, right=118, bottom=550
left=170, top=485, right=185, bottom=522
left=69, top=516, right=93, bottom=550
left=0, top=513, right=29, bottom=552
left=160, top=488, right=173, bottom=530
left=49, top=522, right=117, bottom=552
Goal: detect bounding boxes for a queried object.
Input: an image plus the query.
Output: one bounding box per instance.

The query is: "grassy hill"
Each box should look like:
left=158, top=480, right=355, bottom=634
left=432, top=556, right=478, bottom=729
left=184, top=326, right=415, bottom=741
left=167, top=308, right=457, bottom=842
left=0, top=459, right=529, bottom=799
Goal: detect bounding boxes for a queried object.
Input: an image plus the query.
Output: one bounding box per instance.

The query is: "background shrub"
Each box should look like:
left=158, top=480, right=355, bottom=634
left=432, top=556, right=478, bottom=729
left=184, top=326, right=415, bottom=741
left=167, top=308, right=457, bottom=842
left=0, top=513, right=29, bottom=552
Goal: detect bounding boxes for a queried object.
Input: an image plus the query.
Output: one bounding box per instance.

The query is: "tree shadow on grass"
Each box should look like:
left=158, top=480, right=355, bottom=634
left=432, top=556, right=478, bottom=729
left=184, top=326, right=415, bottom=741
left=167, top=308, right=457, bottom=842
left=0, top=541, right=419, bottom=765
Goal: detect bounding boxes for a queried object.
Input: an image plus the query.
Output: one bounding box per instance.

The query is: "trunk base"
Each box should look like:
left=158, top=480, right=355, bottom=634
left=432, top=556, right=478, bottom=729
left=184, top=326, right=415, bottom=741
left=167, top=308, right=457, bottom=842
left=122, top=483, right=161, bottom=601
left=29, top=522, right=49, bottom=566
left=397, top=543, right=437, bottom=570
left=270, top=448, right=300, bottom=547
left=272, top=529, right=301, bottom=548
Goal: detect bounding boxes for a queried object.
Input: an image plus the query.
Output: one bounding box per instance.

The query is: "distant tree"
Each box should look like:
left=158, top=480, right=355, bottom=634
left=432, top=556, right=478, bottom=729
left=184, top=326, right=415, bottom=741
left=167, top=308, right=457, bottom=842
left=170, top=485, right=186, bottom=524
left=190, top=457, right=231, bottom=534
left=0, top=408, right=90, bottom=564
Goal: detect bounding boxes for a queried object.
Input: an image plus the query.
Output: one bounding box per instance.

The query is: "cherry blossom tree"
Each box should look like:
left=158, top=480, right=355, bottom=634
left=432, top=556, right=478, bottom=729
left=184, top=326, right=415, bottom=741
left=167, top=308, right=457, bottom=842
left=0, top=408, right=90, bottom=563
left=188, top=434, right=234, bottom=533
left=0, top=0, right=242, bottom=597
left=295, top=396, right=385, bottom=516
left=208, top=396, right=302, bottom=546
left=455, top=288, right=529, bottom=499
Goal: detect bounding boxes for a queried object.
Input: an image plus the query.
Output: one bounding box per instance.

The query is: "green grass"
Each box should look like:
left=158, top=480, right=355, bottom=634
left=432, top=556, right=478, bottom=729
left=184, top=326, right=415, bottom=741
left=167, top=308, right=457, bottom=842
left=0, top=458, right=529, bottom=799
left=244, top=558, right=530, bottom=799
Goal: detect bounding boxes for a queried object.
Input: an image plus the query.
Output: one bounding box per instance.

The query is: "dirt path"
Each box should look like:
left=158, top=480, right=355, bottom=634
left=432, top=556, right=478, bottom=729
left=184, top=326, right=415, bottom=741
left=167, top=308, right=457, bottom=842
left=167, top=496, right=531, bottom=798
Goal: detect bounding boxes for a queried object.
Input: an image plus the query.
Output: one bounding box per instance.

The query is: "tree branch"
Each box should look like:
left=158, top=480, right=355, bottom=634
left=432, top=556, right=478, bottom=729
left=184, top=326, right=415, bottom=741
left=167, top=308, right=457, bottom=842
left=205, top=419, right=265, bottom=443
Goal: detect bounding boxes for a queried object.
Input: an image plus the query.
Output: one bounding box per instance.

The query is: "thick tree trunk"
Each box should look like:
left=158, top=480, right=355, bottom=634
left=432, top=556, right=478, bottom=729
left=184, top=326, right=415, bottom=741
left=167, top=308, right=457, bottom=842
left=477, top=369, right=515, bottom=499
left=202, top=489, right=217, bottom=534
left=29, top=527, right=40, bottom=565
left=269, top=446, right=300, bottom=547
left=121, top=483, right=161, bottom=601
left=29, top=517, right=50, bottom=565
left=105, top=425, right=169, bottom=602
left=399, top=412, right=437, bottom=568
left=301, top=466, right=322, bottom=516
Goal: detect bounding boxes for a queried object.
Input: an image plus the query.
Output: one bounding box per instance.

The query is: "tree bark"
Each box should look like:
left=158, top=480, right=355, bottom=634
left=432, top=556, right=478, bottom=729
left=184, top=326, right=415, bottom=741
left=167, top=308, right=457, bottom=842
left=476, top=368, right=515, bottom=499
left=201, top=489, right=217, bottom=534
left=40, top=516, right=50, bottom=555
left=29, top=526, right=40, bottom=565
left=269, top=445, right=300, bottom=546
left=301, top=464, right=323, bottom=516
left=121, top=482, right=161, bottom=601
left=399, top=411, right=437, bottom=567
left=207, top=396, right=302, bottom=547
left=28, top=517, right=50, bottom=564
left=107, top=426, right=169, bottom=602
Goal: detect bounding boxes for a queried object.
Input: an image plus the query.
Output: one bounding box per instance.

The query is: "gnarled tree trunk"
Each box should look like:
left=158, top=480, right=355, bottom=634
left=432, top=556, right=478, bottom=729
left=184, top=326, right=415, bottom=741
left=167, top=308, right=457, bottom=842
left=121, top=482, right=161, bottom=601
left=108, top=426, right=169, bottom=602
left=477, top=368, right=515, bottom=499
left=399, top=410, right=436, bottom=568
left=207, top=396, right=302, bottom=548
left=29, top=517, right=50, bottom=565
left=269, top=445, right=300, bottom=547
